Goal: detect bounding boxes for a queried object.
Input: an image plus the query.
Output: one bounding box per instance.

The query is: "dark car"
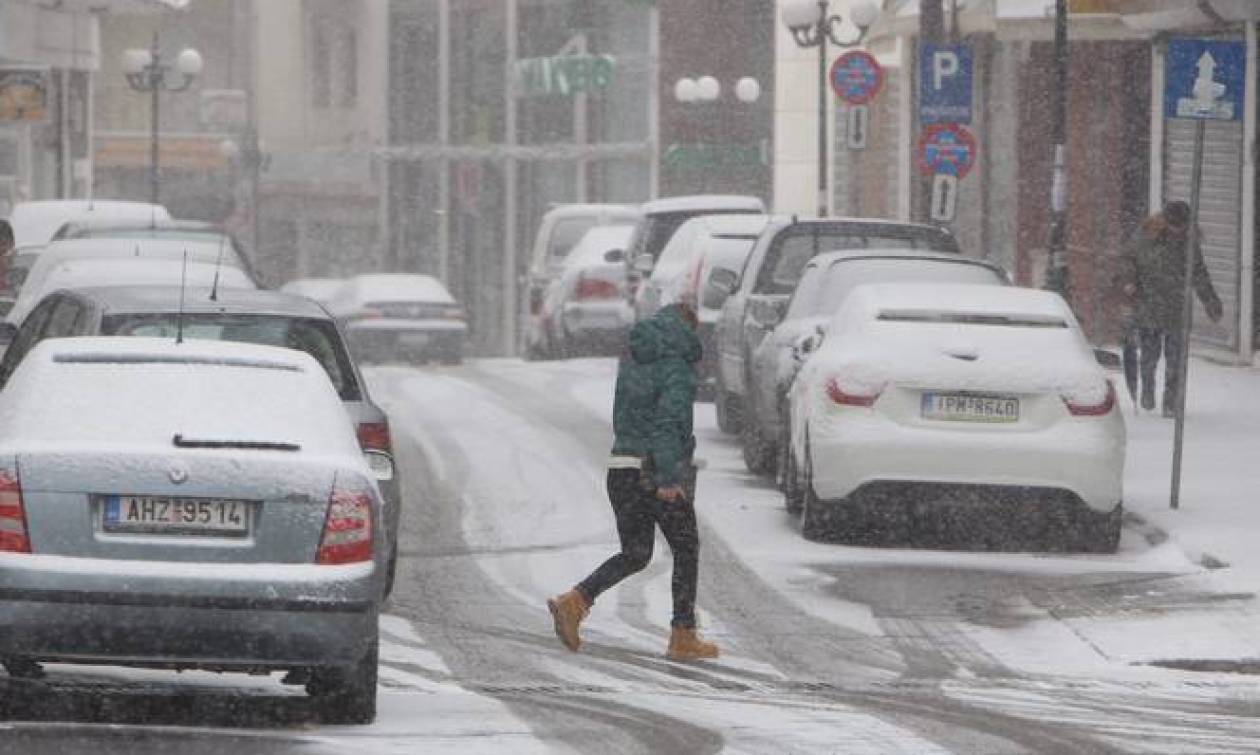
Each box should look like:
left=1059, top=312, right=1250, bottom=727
left=0, top=285, right=404, bottom=596
left=743, top=250, right=1010, bottom=480
left=712, top=216, right=963, bottom=443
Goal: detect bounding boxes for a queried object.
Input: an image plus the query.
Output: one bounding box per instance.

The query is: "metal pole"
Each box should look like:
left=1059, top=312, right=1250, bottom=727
left=149, top=32, right=161, bottom=206
left=504, top=0, right=518, bottom=356
left=816, top=1, right=828, bottom=217
left=1171, top=118, right=1206, bottom=510
left=1044, top=0, right=1069, bottom=296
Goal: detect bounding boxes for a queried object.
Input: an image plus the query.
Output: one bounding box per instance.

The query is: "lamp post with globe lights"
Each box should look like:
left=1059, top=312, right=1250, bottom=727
left=781, top=0, right=879, bottom=217
left=670, top=76, right=762, bottom=193
left=121, top=33, right=203, bottom=206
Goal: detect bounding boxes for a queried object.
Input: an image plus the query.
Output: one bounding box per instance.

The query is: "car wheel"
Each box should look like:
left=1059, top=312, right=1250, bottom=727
left=308, top=631, right=379, bottom=725
left=740, top=402, right=777, bottom=477
left=1080, top=504, right=1122, bottom=554
left=383, top=544, right=398, bottom=599
left=714, top=374, right=741, bottom=435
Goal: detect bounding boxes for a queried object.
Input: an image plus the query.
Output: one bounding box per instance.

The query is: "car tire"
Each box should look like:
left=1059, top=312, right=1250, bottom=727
left=740, top=401, right=777, bottom=477
left=714, top=374, right=741, bottom=435
left=1081, top=504, right=1122, bottom=554
left=308, top=631, right=379, bottom=725
left=383, top=544, right=398, bottom=599
left=800, top=450, right=830, bottom=541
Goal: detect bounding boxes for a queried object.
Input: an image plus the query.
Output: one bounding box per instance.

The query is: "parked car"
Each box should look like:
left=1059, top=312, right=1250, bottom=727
left=281, top=277, right=348, bottom=307
left=6, top=200, right=170, bottom=247
left=6, top=236, right=260, bottom=326
left=50, top=218, right=260, bottom=284
left=0, top=336, right=385, bottom=722
left=5, top=257, right=255, bottom=329
left=713, top=216, right=961, bottom=436
left=524, top=203, right=640, bottom=359
left=0, top=246, right=41, bottom=319
left=328, top=274, right=467, bottom=364
left=637, top=213, right=768, bottom=397
left=785, top=283, right=1124, bottom=552
left=624, top=194, right=766, bottom=310
left=0, top=285, right=402, bottom=597
left=540, top=224, right=635, bottom=357
left=742, top=250, right=1010, bottom=476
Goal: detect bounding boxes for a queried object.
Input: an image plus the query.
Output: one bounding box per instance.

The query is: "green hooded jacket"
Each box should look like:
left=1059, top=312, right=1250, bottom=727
left=611, top=304, right=701, bottom=487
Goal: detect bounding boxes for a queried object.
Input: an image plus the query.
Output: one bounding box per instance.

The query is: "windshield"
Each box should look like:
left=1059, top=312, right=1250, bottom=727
left=101, top=313, right=360, bottom=401
left=547, top=218, right=600, bottom=265
left=788, top=259, right=1006, bottom=319
left=761, top=230, right=959, bottom=294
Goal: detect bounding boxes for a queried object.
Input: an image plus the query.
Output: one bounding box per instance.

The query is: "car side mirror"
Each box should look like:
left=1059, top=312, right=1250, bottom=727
left=604, top=248, right=626, bottom=264
left=0, top=322, right=16, bottom=346
left=1093, top=348, right=1121, bottom=369
left=364, top=449, right=394, bottom=483
left=702, top=268, right=739, bottom=310
left=793, top=328, right=824, bottom=358
left=632, top=253, right=655, bottom=276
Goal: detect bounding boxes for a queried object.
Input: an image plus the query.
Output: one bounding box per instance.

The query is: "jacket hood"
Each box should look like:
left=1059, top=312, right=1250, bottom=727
left=629, top=305, right=702, bottom=365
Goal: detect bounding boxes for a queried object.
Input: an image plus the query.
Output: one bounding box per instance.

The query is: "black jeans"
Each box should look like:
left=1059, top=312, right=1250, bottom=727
left=577, top=468, right=699, bottom=628
left=1139, top=326, right=1184, bottom=409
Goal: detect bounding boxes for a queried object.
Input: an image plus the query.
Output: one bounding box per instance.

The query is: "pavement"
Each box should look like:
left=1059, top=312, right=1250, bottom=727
left=1118, top=355, right=1260, bottom=586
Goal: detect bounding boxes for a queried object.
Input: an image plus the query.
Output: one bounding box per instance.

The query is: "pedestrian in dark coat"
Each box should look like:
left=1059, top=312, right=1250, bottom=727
left=547, top=301, right=719, bottom=661
left=1118, top=201, right=1223, bottom=416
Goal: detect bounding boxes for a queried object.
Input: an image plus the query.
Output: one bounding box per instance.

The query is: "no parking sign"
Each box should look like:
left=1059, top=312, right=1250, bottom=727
left=829, top=51, right=884, bottom=105
left=916, top=123, right=977, bottom=179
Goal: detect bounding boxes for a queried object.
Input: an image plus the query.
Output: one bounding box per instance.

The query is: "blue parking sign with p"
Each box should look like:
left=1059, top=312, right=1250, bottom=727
left=920, top=44, right=972, bottom=124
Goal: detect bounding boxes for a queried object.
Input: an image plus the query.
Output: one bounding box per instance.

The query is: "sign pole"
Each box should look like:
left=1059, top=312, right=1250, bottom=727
left=1170, top=117, right=1206, bottom=510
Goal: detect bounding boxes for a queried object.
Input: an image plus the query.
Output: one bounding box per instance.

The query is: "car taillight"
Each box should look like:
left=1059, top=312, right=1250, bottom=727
left=356, top=421, right=392, bottom=454
left=825, top=377, right=883, bottom=408
left=1063, top=380, right=1116, bottom=417
left=316, top=478, right=374, bottom=565
left=0, top=466, right=31, bottom=554
left=574, top=276, right=619, bottom=300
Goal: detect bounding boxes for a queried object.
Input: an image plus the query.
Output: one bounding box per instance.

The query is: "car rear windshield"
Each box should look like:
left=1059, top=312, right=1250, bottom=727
left=548, top=218, right=599, bottom=265
left=101, top=314, right=362, bottom=401
left=760, top=229, right=960, bottom=293
left=788, top=259, right=1005, bottom=319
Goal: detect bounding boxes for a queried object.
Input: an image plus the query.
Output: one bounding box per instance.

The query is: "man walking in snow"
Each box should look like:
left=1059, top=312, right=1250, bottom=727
left=1119, top=200, right=1223, bottom=417
left=547, top=300, right=718, bottom=661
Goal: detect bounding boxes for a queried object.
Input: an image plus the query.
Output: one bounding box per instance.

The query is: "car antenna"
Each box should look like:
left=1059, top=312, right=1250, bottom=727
left=209, top=233, right=227, bottom=301
left=176, top=250, right=188, bottom=345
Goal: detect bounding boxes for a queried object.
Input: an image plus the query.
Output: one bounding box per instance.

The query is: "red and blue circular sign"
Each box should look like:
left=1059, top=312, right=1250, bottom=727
left=916, top=123, right=978, bottom=179
left=829, top=51, right=884, bottom=105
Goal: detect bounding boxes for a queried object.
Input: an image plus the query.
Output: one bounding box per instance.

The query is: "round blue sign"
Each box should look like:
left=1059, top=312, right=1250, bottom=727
left=829, top=51, right=884, bottom=105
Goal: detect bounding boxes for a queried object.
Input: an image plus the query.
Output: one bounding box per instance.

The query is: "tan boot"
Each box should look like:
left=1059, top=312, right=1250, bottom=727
left=667, top=626, right=719, bottom=661
left=547, top=589, right=590, bottom=652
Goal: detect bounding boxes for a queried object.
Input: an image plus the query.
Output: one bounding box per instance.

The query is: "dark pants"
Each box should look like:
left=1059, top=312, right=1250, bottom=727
left=577, top=468, right=699, bottom=628
left=1139, top=326, right=1184, bottom=409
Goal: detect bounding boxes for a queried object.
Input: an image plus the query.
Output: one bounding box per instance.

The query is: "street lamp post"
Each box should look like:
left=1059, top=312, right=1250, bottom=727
left=121, top=33, right=203, bottom=206
left=781, top=0, right=879, bottom=217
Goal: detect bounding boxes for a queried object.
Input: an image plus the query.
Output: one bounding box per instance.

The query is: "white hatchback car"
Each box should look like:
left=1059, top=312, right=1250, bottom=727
left=785, top=283, right=1124, bottom=552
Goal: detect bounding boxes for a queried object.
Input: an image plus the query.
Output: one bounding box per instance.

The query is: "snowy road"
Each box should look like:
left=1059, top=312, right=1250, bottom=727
left=4, top=357, right=1259, bottom=753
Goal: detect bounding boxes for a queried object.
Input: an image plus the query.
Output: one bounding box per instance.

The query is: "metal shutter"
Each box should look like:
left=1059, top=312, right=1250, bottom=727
left=1162, top=117, right=1243, bottom=349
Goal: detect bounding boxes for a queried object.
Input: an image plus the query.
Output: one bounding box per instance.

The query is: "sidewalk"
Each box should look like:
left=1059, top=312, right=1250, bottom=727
left=1122, top=356, right=1260, bottom=586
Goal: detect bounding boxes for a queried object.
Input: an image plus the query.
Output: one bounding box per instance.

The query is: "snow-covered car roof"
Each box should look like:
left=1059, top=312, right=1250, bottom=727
left=9, top=259, right=255, bottom=326
left=337, top=274, right=456, bottom=307
left=841, top=282, right=1073, bottom=324
left=0, top=336, right=361, bottom=462
left=564, top=225, right=636, bottom=269
left=69, top=285, right=333, bottom=319
left=7, top=200, right=170, bottom=247
left=688, top=213, right=771, bottom=238
left=279, top=277, right=347, bottom=305
left=640, top=195, right=766, bottom=216
left=540, top=203, right=641, bottom=222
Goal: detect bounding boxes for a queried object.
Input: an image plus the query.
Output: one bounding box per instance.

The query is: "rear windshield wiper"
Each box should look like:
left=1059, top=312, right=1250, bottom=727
left=173, top=434, right=301, bottom=452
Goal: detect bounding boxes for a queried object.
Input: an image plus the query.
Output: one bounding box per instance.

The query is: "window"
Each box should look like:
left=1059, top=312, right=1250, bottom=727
left=341, top=28, right=358, bottom=108
left=311, top=24, right=332, bottom=108
left=0, top=295, right=59, bottom=388
left=44, top=297, right=85, bottom=338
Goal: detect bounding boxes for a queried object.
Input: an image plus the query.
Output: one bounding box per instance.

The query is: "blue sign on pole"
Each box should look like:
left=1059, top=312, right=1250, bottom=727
left=919, top=44, right=972, bottom=124
left=1165, top=38, right=1244, bottom=121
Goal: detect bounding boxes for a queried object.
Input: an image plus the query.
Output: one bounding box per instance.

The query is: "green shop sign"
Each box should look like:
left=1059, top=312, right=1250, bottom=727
left=664, top=142, right=765, bottom=173
left=514, top=54, right=616, bottom=98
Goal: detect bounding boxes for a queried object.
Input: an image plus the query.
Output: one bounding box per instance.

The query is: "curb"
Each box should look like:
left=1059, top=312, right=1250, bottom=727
left=1123, top=510, right=1229, bottom=570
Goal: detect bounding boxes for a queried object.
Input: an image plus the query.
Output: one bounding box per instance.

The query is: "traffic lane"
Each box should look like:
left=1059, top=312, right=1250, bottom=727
left=374, top=365, right=730, bottom=754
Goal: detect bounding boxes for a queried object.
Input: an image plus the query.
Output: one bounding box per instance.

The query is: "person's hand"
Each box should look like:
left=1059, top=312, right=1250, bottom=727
left=655, top=485, right=686, bottom=503
left=1207, top=298, right=1224, bottom=323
